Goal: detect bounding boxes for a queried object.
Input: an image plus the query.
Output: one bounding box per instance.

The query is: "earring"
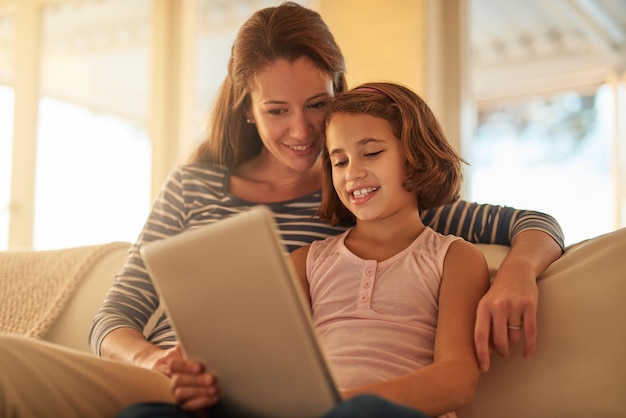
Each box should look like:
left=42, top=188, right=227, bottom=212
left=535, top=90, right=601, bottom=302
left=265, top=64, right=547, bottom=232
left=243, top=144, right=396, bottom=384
left=246, top=118, right=254, bottom=124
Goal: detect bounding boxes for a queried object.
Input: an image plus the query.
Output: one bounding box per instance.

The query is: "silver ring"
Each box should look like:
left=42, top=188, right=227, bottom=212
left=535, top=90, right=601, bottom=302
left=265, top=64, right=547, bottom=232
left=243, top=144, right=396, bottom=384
left=507, top=324, right=523, bottom=330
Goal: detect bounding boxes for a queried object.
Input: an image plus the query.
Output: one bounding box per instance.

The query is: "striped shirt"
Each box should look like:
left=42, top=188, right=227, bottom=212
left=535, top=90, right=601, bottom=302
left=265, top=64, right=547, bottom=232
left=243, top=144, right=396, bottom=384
left=89, top=163, right=564, bottom=354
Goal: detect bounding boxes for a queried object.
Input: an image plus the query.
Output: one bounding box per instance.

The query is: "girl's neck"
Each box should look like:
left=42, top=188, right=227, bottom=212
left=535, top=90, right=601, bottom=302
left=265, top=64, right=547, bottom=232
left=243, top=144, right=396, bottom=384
left=345, top=210, right=425, bottom=262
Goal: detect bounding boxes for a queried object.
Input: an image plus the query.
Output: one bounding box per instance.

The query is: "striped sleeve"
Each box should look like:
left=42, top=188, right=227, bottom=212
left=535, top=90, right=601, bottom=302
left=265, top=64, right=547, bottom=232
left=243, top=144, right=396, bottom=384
left=419, top=200, right=565, bottom=250
left=88, top=168, right=188, bottom=354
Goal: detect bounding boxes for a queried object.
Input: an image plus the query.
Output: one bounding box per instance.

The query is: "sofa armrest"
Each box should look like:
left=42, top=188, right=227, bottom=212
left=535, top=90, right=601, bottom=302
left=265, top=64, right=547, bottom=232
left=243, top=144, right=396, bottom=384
left=44, top=243, right=130, bottom=353
left=458, top=227, right=626, bottom=417
left=474, top=243, right=510, bottom=280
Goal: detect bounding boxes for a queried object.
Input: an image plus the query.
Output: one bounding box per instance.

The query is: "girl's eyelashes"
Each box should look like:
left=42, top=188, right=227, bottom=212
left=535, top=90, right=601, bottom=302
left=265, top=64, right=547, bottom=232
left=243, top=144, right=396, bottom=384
left=365, top=150, right=384, bottom=158
left=331, top=159, right=347, bottom=168
left=329, top=149, right=385, bottom=167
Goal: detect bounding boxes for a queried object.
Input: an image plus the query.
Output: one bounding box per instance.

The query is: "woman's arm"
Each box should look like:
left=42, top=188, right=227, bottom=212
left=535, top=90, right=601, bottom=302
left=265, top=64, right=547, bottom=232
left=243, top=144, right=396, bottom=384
left=474, top=229, right=562, bottom=371
left=420, top=200, right=565, bottom=249
left=421, top=200, right=565, bottom=365
left=89, top=168, right=188, bottom=355
left=99, top=327, right=180, bottom=373
left=342, top=240, right=490, bottom=416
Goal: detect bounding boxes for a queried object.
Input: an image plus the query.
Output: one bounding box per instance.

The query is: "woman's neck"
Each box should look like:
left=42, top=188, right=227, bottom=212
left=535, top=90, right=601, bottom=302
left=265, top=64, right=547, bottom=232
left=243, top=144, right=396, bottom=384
left=229, top=156, right=322, bottom=203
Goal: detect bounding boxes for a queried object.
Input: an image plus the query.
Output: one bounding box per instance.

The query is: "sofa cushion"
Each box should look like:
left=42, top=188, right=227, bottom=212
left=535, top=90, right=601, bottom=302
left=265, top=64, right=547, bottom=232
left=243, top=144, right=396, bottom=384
left=458, top=227, right=626, bottom=417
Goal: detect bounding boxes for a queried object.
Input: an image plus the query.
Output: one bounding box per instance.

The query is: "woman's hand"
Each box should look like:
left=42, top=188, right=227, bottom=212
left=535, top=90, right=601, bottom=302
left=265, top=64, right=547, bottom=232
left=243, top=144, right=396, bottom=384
left=169, top=354, right=220, bottom=412
left=144, top=344, right=220, bottom=412
left=100, top=329, right=220, bottom=413
left=474, top=262, right=538, bottom=372
left=138, top=343, right=186, bottom=376
left=474, top=230, right=562, bottom=372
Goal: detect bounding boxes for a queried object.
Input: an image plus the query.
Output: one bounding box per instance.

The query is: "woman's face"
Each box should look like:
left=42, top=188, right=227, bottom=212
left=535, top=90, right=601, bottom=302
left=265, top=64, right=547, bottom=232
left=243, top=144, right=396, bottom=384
left=248, top=57, right=334, bottom=173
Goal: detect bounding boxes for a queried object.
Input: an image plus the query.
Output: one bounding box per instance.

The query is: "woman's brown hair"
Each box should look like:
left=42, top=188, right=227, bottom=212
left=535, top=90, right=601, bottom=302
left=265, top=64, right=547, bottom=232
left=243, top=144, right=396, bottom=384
left=318, top=82, right=466, bottom=226
left=189, top=2, right=347, bottom=166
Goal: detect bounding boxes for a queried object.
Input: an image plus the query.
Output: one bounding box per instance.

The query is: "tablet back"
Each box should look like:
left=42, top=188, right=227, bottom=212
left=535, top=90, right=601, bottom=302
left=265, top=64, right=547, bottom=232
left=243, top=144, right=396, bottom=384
left=140, top=205, right=340, bottom=418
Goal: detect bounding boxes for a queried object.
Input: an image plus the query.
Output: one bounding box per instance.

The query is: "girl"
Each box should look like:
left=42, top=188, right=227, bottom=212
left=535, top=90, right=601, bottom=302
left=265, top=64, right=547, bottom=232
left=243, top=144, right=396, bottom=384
left=289, top=82, right=490, bottom=417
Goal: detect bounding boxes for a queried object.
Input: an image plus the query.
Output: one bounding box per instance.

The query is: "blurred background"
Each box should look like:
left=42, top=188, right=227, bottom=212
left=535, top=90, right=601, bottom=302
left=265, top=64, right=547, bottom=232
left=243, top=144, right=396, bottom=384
left=1, top=0, right=625, bottom=250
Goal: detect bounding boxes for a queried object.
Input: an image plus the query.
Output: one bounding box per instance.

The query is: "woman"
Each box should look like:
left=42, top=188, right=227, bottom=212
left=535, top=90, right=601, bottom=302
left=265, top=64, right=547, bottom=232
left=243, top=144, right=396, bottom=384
left=0, top=3, right=563, bottom=418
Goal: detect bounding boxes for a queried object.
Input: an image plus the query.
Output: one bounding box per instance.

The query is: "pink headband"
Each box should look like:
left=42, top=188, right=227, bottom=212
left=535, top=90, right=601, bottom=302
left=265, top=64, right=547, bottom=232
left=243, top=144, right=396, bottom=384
left=354, top=86, right=392, bottom=100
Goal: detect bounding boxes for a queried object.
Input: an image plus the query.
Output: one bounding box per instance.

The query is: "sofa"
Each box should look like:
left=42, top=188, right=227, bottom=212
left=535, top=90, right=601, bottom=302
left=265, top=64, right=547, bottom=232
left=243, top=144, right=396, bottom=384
left=0, top=228, right=624, bottom=417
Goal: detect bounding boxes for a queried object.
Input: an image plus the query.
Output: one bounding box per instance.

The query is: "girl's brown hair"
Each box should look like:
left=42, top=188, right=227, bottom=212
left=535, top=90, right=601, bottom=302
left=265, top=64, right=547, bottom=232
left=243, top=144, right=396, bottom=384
left=189, top=2, right=347, bottom=166
left=318, top=82, right=466, bottom=226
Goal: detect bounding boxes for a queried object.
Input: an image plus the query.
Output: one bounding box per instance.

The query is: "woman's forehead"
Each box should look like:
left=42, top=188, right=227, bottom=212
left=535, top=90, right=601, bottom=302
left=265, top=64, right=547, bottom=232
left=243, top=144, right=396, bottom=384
left=250, top=57, right=334, bottom=99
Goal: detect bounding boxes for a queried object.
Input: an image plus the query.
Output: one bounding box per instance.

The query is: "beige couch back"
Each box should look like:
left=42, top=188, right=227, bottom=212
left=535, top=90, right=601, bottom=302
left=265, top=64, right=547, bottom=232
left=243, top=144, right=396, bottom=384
left=44, top=243, right=131, bottom=352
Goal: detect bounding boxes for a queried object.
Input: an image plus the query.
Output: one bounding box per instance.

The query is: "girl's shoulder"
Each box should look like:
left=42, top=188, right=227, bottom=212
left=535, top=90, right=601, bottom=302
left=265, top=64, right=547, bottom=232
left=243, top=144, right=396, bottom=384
left=417, top=227, right=463, bottom=249
left=409, top=227, right=465, bottom=265
left=309, top=229, right=350, bottom=259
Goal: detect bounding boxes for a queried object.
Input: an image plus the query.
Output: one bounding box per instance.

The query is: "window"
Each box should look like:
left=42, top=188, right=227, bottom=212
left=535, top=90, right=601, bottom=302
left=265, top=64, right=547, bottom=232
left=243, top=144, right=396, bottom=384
left=468, top=84, right=622, bottom=246
left=20, top=0, right=153, bottom=250
left=0, top=86, right=13, bottom=250
left=1, top=0, right=153, bottom=250
left=0, top=10, right=13, bottom=251
left=33, top=97, right=151, bottom=249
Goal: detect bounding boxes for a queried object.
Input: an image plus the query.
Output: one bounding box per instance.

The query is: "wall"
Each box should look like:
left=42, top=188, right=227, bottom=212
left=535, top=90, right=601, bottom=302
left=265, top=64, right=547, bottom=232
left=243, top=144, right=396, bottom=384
left=317, top=0, right=426, bottom=94
left=316, top=0, right=468, bottom=158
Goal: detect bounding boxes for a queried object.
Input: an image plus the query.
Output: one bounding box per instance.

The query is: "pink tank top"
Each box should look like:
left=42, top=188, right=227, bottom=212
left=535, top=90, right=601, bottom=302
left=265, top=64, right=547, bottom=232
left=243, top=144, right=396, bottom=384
left=307, top=227, right=461, bottom=418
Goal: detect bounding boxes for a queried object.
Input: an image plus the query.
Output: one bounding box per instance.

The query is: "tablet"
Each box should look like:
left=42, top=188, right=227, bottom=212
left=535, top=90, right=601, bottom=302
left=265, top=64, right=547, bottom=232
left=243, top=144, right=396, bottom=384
left=140, top=205, right=340, bottom=418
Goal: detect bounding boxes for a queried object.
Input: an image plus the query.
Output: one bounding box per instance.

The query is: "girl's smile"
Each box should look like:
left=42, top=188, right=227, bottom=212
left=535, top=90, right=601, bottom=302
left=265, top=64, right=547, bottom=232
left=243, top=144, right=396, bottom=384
left=326, top=113, right=417, bottom=223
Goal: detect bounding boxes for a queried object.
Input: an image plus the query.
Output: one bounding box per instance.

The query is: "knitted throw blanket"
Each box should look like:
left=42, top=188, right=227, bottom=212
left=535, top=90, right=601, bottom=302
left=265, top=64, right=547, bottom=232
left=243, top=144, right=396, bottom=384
left=0, top=242, right=130, bottom=338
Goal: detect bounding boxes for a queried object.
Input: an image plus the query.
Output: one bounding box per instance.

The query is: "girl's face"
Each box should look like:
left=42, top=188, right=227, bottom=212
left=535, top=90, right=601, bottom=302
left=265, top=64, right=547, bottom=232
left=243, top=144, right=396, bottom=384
left=248, top=57, right=334, bottom=173
left=326, top=113, right=417, bottom=222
